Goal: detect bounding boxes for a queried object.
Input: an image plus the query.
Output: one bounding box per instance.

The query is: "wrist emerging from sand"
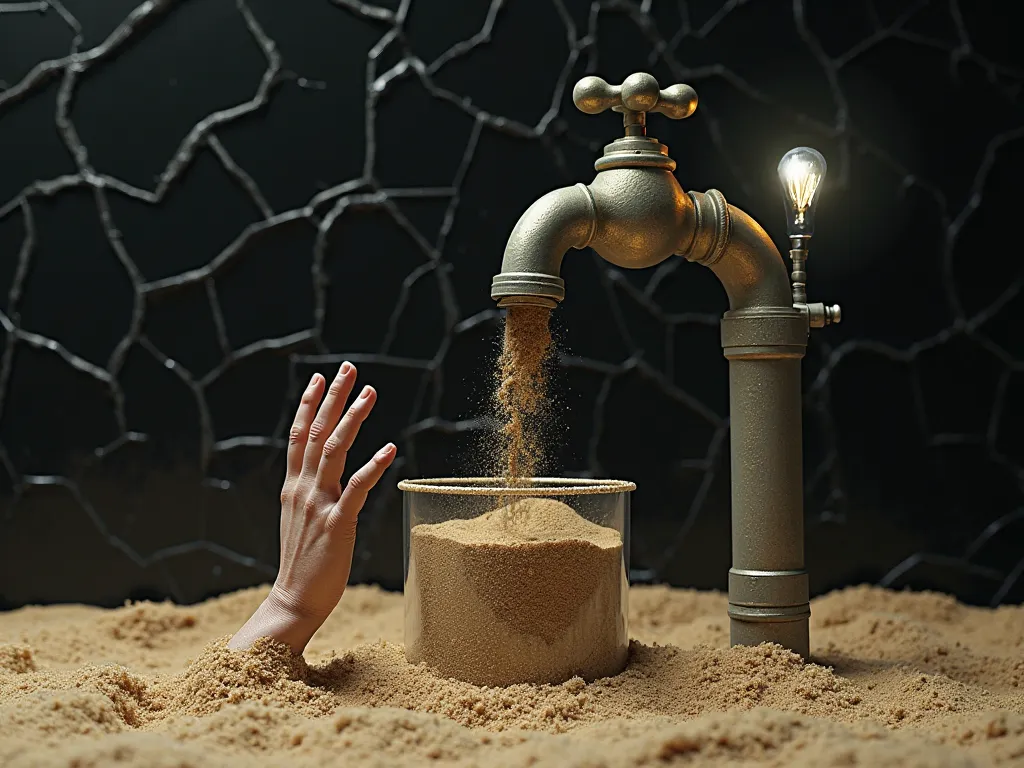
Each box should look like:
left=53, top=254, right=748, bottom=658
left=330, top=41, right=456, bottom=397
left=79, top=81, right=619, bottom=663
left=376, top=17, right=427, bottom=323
left=227, top=586, right=328, bottom=655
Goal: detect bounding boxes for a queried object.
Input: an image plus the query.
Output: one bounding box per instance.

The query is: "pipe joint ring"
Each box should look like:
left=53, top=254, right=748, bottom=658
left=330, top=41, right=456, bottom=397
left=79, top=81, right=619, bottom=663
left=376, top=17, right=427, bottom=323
left=491, top=272, right=565, bottom=303
left=721, top=311, right=808, bottom=353
left=729, top=568, right=809, bottom=608
left=728, top=603, right=811, bottom=623
left=577, top=182, right=597, bottom=248
left=683, top=189, right=730, bottom=265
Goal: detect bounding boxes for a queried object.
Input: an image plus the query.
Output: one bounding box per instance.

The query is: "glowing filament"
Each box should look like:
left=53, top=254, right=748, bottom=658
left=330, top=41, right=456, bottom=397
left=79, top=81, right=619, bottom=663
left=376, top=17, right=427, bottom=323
left=783, top=163, right=820, bottom=218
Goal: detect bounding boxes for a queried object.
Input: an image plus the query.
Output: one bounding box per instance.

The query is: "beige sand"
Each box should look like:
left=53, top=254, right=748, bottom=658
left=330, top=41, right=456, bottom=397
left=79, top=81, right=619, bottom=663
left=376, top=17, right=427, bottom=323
left=1, top=582, right=1022, bottom=766
left=406, top=498, right=627, bottom=686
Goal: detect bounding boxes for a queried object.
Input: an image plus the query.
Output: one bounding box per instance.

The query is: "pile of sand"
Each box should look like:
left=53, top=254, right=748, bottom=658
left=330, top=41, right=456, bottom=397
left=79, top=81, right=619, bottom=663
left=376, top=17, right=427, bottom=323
left=1, top=582, right=1022, bottom=766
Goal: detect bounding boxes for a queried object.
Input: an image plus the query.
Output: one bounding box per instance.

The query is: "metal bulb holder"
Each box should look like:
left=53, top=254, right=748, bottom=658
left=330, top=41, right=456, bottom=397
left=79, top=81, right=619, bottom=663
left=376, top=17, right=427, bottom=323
left=490, top=72, right=846, bottom=660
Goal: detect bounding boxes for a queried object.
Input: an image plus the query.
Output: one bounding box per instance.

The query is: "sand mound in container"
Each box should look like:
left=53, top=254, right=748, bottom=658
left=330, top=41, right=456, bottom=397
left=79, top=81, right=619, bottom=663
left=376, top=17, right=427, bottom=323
left=406, top=497, right=627, bottom=686
left=1, top=582, right=1023, bottom=766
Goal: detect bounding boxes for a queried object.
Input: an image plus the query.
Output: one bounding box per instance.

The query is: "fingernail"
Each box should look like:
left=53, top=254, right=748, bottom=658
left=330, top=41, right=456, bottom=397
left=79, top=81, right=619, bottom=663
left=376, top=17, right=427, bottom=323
left=308, top=374, right=319, bottom=387
left=340, top=361, right=352, bottom=375
left=377, top=443, right=395, bottom=459
left=359, top=386, right=372, bottom=399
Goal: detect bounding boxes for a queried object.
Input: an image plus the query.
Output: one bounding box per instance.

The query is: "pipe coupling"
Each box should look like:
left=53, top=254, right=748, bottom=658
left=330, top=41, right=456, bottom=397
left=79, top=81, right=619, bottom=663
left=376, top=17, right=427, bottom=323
left=729, top=568, right=809, bottom=609
left=680, top=189, right=730, bottom=265
left=729, top=569, right=810, bottom=658
left=721, top=309, right=808, bottom=360
left=491, top=272, right=565, bottom=306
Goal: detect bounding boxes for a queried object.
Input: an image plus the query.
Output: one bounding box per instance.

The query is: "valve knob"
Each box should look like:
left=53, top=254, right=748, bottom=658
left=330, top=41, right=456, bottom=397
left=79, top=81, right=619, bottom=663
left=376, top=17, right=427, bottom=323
left=573, top=73, right=698, bottom=120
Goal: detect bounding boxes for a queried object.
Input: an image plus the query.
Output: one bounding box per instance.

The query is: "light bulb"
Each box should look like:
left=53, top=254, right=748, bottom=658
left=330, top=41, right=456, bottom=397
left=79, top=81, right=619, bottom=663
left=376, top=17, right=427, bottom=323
left=778, top=146, right=826, bottom=236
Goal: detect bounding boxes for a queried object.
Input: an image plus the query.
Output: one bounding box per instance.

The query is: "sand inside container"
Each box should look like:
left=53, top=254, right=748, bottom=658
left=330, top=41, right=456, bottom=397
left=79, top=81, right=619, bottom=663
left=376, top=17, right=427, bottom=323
left=405, top=497, right=627, bottom=686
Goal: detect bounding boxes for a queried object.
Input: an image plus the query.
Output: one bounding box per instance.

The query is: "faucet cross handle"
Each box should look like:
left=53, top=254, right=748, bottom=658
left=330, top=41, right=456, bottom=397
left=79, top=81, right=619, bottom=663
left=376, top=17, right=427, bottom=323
left=573, top=73, right=697, bottom=135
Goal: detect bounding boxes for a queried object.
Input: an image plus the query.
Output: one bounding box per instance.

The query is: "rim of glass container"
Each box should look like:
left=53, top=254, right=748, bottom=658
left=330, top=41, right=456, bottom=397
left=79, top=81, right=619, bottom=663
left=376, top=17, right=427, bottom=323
left=396, top=477, right=636, bottom=496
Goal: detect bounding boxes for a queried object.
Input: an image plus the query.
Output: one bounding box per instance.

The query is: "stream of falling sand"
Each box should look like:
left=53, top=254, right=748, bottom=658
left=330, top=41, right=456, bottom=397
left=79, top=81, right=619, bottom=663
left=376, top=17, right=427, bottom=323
left=494, top=305, right=554, bottom=520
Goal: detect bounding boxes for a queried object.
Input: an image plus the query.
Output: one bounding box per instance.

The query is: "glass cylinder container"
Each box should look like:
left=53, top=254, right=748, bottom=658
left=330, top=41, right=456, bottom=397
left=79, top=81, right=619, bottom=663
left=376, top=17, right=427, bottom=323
left=398, top=477, right=634, bottom=687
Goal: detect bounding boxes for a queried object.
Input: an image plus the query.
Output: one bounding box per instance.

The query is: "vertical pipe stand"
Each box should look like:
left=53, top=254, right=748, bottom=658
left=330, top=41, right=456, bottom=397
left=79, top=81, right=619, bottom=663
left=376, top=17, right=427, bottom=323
left=721, top=307, right=811, bottom=659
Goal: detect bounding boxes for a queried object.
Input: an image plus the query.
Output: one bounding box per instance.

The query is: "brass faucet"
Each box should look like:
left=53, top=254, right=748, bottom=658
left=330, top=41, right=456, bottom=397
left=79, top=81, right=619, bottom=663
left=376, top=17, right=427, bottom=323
left=490, top=72, right=841, bottom=660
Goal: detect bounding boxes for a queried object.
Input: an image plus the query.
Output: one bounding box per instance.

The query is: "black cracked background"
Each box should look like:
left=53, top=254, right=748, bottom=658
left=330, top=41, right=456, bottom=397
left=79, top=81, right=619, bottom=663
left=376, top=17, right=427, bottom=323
left=0, top=0, right=1021, bottom=610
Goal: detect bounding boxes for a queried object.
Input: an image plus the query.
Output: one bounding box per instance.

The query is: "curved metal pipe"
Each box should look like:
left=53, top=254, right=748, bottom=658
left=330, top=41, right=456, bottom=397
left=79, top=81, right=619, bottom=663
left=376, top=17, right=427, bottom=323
left=682, top=191, right=793, bottom=311
left=492, top=167, right=693, bottom=306
left=491, top=181, right=794, bottom=313
left=491, top=183, right=596, bottom=307
left=709, top=207, right=794, bottom=311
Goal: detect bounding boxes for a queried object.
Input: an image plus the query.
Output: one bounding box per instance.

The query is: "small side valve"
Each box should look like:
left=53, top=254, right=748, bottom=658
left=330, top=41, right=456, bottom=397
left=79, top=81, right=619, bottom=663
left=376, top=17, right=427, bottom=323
left=777, top=147, right=841, bottom=329
left=805, top=300, right=842, bottom=328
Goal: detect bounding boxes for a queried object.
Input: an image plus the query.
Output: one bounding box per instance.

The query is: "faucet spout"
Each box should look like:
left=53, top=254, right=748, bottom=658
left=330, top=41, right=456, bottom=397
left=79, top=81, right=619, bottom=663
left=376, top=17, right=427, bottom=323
left=493, top=166, right=694, bottom=306
left=491, top=183, right=596, bottom=308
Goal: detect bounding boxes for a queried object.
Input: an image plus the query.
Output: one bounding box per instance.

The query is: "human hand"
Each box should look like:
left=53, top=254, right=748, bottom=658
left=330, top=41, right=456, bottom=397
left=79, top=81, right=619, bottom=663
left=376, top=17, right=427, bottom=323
left=229, top=362, right=396, bottom=653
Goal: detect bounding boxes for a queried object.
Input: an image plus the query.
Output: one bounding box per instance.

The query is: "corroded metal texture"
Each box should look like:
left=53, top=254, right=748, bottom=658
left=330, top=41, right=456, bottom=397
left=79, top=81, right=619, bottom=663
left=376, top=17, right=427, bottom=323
left=490, top=183, right=593, bottom=305
left=722, top=310, right=810, bottom=659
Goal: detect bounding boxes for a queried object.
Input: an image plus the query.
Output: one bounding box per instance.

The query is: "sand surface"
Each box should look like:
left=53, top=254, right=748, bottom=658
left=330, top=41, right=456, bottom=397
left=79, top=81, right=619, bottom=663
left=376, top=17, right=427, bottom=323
left=1, top=584, right=1022, bottom=767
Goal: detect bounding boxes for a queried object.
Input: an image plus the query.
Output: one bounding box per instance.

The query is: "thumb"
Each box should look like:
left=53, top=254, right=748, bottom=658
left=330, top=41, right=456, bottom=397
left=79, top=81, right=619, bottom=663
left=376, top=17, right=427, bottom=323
left=327, top=443, right=397, bottom=539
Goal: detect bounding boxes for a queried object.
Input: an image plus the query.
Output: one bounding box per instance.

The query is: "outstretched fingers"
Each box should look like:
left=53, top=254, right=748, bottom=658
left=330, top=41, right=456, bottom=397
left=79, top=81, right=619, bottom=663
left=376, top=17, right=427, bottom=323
left=286, top=373, right=326, bottom=479
left=328, top=443, right=397, bottom=535
left=301, top=362, right=357, bottom=478
left=316, top=384, right=378, bottom=493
